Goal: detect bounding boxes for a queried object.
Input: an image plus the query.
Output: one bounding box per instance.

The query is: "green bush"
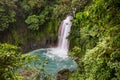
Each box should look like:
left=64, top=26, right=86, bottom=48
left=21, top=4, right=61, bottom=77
left=0, top=43, right=55, bottom=80
left=0, top=0, right=16, bottom=31
left=0, top=43, right=23, bottom=80
left=69, top=0, right=120, bottom=80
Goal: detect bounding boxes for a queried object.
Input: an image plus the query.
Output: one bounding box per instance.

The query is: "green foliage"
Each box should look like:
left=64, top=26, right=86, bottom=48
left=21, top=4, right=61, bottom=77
left=21, top=0, right=45, bottom=11
left=0, top=0, right=17, bottom=31
left=23, top=0, right=56, bottom=30
left=53, top=0, right=90, bottom=18
left=25, top=15, right=45, bottom=30
left=70, top=46, right=81, bottom=60
left=24, top=0, right=90, bottom=30
left=69, top=0, right=120, bottom=80
left=0, top=43, right=23, bottom=80
left=79, top=37, right=120, bottom=80
left=0, top=43, right=55, bottom=80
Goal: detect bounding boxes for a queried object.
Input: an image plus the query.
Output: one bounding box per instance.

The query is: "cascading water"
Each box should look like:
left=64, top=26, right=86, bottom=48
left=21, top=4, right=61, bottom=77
left=58, top=16, right=73, bottom=52
left=45, top=15, right=73, bottom=58
left=26, top=15, right=77, bottom=75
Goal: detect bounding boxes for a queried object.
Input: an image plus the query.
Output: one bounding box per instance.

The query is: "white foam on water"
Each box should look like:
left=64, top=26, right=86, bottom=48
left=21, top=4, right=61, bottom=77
left=44, top=15, right=73, bottom=59
left=44, top=48, right=68, bottom=59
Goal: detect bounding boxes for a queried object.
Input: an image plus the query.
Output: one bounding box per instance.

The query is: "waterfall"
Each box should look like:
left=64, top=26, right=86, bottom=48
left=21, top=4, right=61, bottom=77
left=58, top=16, right=73, bottom=52
left=45, top=15, right=73, bottom=59
left=28, top=15, right=77, bottom=75
left=28, top=15, right=73, bottom=59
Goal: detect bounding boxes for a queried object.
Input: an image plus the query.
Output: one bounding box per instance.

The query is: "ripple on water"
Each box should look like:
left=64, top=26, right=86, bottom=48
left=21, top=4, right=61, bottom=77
left=29, top=48, right=77, bottom=74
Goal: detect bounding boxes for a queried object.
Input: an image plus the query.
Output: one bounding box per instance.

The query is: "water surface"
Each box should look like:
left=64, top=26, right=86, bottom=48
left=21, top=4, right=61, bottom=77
left=29, top=48, right=77, bottom=74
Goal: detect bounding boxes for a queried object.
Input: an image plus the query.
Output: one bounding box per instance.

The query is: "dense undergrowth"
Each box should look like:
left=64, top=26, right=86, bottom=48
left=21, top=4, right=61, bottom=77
left=69, top=0, right=120, bottom=80
left=0, top=0, right=120, bottom=80
left=0, top=43, right=55, bottom=80
left=0, top=44, right=23, bottom=80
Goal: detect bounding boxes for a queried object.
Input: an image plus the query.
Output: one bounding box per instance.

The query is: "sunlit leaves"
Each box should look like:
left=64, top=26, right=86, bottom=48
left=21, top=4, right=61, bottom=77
left=0, top=43, right=54, bottom=80
left=0, top=43, right=23, bottom=80
left=69, top=0, right=120, bottom=80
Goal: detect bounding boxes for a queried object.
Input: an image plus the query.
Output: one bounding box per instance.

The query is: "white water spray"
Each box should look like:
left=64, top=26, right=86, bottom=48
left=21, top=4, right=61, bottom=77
left=28, top=15, right=77, bottom=75
left=45, top=16, right=73, bottom=59
left=58, top=16, right=73, bottom=52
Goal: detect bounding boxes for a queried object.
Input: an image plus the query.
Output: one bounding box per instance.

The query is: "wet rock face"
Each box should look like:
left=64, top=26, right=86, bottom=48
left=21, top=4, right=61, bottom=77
left=56, top=69, right=71, bottom=80
left=22, top=36, right=57, bottom=53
